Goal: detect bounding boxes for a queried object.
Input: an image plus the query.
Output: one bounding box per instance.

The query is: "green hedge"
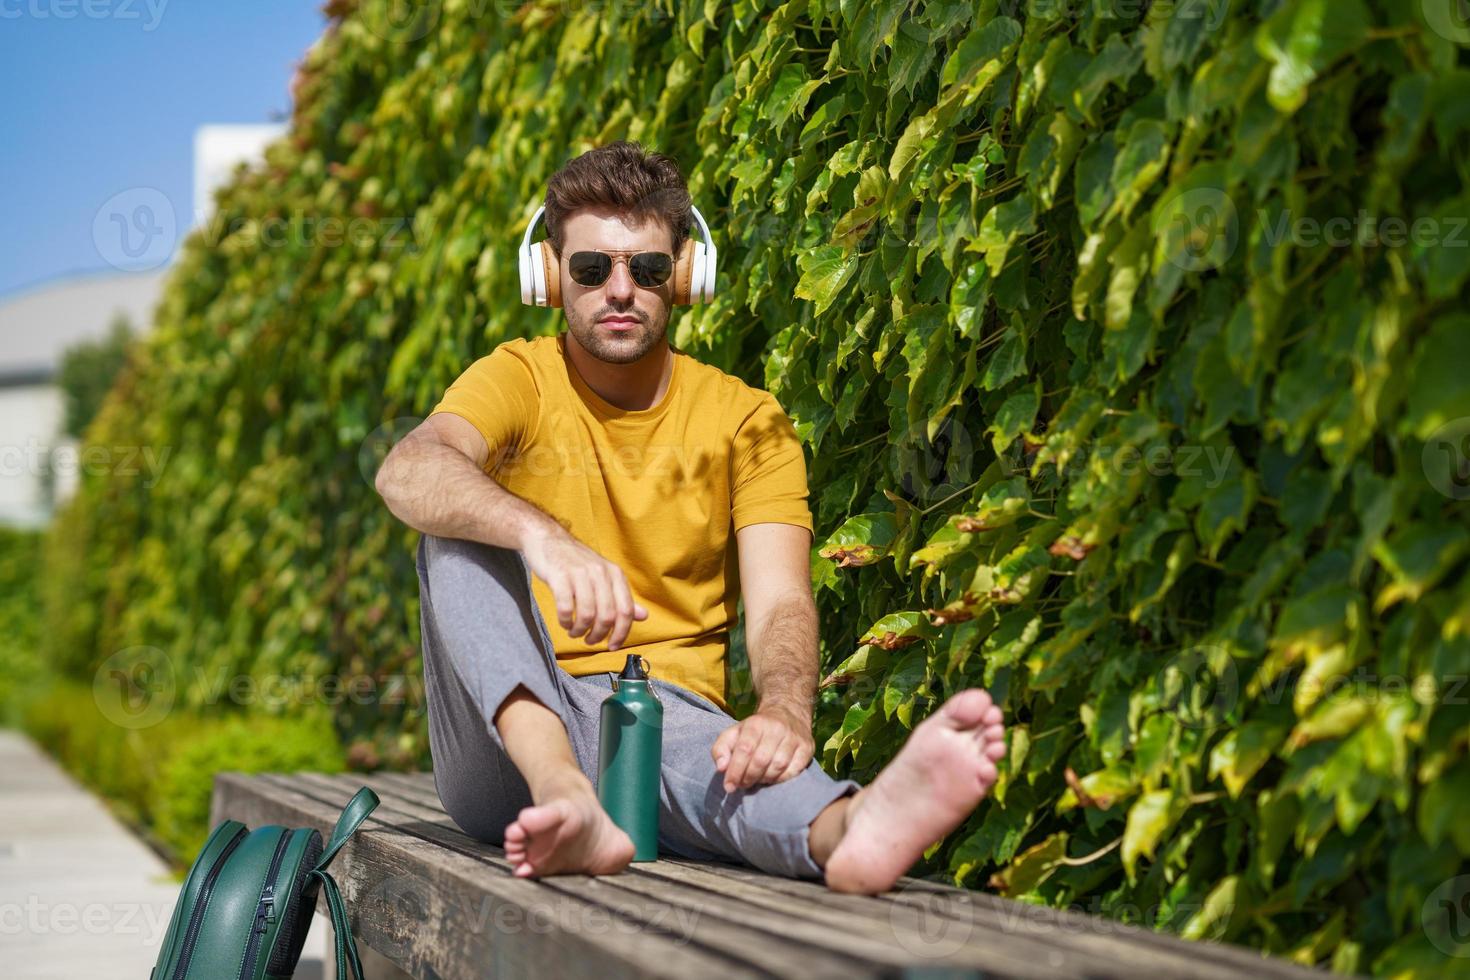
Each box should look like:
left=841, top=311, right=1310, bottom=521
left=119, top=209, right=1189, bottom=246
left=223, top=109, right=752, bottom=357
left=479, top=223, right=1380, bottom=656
left=0, top=527, right=44, bottom=725
left=45, top=0, right=1470, bottom=973
left=22, top=682, right=343, bottom=862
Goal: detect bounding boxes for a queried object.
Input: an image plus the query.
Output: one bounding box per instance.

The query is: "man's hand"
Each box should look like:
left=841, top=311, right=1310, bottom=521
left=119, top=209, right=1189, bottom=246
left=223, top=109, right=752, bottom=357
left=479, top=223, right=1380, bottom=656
left=711, top=703, right=815, bottom=793
left=520, top=527, right=649, bottom=650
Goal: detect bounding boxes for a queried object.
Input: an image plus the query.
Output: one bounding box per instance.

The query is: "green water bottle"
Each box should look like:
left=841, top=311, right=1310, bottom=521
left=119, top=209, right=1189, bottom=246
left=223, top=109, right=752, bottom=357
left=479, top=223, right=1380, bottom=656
left=597, top=654, right=663, bottom=861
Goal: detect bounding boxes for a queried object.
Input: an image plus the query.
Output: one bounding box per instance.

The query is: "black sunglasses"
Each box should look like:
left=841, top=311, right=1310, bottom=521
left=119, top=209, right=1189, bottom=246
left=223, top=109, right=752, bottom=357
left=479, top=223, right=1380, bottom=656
left=568, top=250, right=674, bottom=289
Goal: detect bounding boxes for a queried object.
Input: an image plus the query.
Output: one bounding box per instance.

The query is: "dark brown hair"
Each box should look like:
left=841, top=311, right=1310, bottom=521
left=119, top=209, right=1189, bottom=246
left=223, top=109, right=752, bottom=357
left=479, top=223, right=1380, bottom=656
left=543, top=140, right=692, bottom=258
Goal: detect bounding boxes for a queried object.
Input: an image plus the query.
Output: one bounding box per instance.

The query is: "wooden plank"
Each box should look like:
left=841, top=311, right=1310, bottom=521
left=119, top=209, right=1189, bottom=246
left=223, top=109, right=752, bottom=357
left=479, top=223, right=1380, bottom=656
left=310, top=772, right=1100, bottom=978
left=210, top=772, right=755, bottom=980
left=287, top=772, right=998, bottom=979
left=362, top=771, right=1330, bottom=980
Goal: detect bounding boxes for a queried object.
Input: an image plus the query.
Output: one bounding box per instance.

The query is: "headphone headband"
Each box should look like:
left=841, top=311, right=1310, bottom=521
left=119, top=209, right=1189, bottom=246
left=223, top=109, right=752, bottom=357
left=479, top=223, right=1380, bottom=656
left=521, top=203, right=712, bottom=255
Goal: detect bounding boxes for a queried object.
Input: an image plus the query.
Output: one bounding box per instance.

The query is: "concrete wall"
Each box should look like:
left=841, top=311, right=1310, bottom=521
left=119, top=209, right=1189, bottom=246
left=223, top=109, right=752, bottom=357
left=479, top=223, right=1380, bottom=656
left=0, top=384, right=68, bottom=529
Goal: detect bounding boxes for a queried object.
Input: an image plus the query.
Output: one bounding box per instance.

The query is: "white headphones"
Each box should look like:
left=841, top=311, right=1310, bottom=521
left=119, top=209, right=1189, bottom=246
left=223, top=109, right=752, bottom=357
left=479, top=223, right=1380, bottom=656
left=518, top=203, right=717, bottom=308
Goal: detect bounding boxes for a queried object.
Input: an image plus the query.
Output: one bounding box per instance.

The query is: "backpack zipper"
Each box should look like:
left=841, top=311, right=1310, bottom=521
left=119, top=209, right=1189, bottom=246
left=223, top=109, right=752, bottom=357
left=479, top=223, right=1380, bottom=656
left=170, top=825, right=248, bottom=980
left=238, top=828, right=295, bottom=980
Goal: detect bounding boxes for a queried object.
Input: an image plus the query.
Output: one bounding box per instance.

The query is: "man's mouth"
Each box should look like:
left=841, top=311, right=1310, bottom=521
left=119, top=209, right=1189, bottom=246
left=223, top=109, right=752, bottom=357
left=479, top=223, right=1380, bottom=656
left=599, top=316, right=640, bottom=330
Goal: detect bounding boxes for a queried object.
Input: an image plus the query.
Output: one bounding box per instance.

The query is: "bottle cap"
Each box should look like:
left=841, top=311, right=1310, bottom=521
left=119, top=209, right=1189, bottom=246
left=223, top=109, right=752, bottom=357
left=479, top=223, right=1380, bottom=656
left=618, top=654, right=649, bottom=680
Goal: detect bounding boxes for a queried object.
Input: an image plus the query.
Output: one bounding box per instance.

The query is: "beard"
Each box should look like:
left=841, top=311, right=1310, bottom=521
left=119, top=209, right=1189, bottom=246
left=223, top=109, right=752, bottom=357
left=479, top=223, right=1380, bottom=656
left=564, top=303, right=669, bottom=365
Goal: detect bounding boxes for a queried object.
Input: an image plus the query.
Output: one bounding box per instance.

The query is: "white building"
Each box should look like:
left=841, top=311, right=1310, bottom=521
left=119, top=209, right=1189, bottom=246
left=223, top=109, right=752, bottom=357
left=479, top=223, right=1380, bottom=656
left=0, top=124, right=285, bottom=528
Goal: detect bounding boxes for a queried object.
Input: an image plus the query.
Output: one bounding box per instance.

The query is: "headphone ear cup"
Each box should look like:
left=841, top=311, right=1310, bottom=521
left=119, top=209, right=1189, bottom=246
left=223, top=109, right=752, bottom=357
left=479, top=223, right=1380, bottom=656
left=519, top=246, right=534, bottom=305
left=700, top=243, right=717, bottom=302
left=689, top=244, right=706, bottom=305
left=672, top=238, right=695, bottom=305
left=536, top=241, right=562, bottom=308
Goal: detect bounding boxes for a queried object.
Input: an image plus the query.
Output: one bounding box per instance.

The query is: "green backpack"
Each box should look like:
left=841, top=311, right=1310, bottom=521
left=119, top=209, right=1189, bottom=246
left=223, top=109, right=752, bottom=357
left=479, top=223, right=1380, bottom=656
left=151, top=786, right=379, bottom=980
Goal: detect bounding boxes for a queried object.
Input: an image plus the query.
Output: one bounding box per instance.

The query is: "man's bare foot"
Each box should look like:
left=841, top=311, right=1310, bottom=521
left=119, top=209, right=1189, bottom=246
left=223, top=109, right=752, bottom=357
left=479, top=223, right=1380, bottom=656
left=823, top=688, right=1006, bottom=894
left=502, top=771, right=635, bottom=878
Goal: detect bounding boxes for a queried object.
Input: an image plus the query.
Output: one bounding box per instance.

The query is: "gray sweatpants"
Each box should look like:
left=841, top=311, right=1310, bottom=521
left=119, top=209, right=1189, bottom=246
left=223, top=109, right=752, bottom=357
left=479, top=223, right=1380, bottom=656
left=415, top=533, right=861, bottom=880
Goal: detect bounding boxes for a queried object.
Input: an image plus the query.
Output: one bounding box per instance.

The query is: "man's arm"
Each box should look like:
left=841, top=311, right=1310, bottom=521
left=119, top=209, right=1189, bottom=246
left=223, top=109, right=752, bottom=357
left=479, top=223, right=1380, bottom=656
left=711, top=521, right=819, bottom=792
left=376, top=412, right=559, bottom=547
left=375, top=412, right=647, bottom=649
left=739, top=522, right=820, bottom=721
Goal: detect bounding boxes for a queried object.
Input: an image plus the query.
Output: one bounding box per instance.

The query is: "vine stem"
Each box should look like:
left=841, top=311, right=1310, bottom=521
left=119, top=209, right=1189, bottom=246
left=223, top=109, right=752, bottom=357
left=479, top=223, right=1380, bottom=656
left=916, top=478, right=985, bottom=515
left=836, top=431, right=888, bottom=456
left=1057, top=836, right=1122, bottom=866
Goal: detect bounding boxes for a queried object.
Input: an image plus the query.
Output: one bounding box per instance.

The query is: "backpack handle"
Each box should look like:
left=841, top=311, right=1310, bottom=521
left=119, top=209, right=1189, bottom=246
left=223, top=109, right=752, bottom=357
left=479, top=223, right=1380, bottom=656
left=314, top=786, right=380, bottom=873
left=311, top=868, right=366, bottom=980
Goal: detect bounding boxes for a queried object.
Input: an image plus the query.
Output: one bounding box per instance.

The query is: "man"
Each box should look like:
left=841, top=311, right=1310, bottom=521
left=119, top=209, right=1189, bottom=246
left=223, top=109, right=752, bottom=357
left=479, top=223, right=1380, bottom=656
left=375, top=141, right=1005, bottom=894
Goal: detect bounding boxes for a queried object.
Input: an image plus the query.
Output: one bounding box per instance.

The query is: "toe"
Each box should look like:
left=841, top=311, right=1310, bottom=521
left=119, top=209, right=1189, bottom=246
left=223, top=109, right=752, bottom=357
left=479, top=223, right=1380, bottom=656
left=518, top=801, right=567, bottom=836
left=942, top=689, right=994, bottom=728
left=984, top=739, right=1006, bottom=761
left=981, top=705, right=1003, bottom=727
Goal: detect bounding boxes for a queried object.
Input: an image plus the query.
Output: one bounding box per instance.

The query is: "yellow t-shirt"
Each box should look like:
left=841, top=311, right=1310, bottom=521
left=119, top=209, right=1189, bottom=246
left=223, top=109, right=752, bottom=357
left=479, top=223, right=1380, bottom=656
left=428, top=331, right=813, bottom=711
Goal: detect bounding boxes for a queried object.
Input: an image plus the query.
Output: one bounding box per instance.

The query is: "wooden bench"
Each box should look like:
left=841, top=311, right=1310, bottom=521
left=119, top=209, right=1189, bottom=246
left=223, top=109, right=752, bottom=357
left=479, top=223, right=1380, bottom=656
left=212, top=772, right=1330, bottom=979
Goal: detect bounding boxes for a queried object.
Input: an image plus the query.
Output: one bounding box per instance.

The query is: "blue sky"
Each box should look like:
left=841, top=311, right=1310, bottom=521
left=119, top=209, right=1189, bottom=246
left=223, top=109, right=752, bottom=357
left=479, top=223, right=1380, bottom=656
left=0, top=1, right=327, bottom=297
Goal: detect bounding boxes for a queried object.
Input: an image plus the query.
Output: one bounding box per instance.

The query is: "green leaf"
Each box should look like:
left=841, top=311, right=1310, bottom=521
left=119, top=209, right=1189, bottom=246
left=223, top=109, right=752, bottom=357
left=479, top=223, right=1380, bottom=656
left=1402, top=314, right=1470, bottom=439
left=988, top=382, right=1041, bottom=455
left=1122, top=789, right=1185, bottom=879
left=939, top=16, right=1022, bottom=102
left=1107, top=118, right=1172, bottom=224
left=974, top=195, right=1036, bottom=277
left=1018, top=113, right=1084, bottom=210
left=980, top=326, right=1027, bottom=391
left=1073, top=33, right=1143, bottom=120
left=817, top=512, right=898, bottom=568
left=1255, top=0, right=1372, bottom=114
left=794, top=245, right=859, bottom=316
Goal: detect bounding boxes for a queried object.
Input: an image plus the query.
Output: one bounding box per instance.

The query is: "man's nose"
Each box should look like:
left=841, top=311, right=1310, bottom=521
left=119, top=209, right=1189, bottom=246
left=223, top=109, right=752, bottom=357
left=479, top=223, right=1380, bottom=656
left=604, top=258, right=637, bottom=302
